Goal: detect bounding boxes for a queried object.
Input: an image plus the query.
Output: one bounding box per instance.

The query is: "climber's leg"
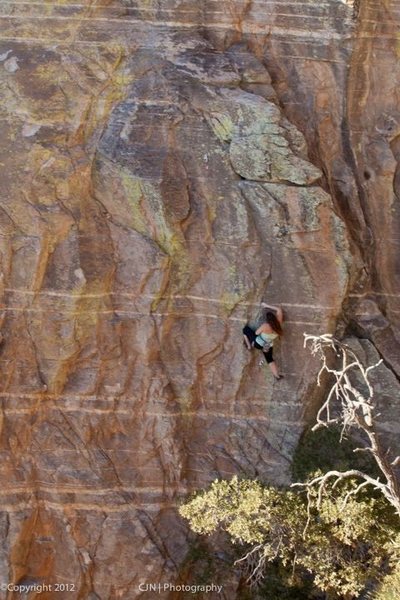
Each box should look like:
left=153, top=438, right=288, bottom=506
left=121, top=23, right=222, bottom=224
left=242, top=325, right=256, bottom=350
left=263, top=347, right=282, bottom=380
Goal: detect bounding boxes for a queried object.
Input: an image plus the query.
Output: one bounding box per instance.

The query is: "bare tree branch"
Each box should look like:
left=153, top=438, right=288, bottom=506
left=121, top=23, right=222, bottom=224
left=294, top=334, right=400, bottom=517
left=234, top=544, right=267, bottom=587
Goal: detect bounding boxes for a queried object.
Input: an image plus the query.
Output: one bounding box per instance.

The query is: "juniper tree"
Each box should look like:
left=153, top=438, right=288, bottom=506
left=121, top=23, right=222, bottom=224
left=180, top=334, right=400, bottom=597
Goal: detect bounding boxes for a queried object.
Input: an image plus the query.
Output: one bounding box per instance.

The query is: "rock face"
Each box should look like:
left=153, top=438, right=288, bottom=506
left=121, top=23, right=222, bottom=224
left=0, top=0, right=398, bottom=598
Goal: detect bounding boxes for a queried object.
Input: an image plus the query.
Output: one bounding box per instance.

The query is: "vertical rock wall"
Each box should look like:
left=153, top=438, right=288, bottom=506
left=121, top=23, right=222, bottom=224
left=252, top=0, right=400, bottom=452
left=346, top=0, right=400, bottom=367
left=0, top=0, right=397, bottom=598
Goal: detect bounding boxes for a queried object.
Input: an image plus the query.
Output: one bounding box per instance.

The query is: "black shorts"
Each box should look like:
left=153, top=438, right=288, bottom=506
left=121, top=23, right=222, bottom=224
left=243, top=325, right=274, bottom=364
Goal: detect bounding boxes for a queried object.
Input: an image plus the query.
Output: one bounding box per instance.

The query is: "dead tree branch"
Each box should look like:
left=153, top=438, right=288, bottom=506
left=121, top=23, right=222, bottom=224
left=293, top=334, right=400, bottom=517
left=234, top=544, right=267, bottom=587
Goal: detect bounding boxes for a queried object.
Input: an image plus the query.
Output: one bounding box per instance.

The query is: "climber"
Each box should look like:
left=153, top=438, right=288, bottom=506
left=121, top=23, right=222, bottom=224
left=243, top=302, right=284, bottom=380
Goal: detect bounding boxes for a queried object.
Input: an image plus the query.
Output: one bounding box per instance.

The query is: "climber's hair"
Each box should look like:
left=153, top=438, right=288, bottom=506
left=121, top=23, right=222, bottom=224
left=265, top=311, right=283, bottom=336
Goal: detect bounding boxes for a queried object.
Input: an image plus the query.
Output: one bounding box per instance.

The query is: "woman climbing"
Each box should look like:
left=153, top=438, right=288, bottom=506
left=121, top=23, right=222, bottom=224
left=243, top=302, right=284, bottom=380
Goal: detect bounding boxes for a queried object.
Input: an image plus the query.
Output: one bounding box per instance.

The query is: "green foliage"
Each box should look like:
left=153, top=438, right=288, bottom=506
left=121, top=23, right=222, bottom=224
left=368, top=548, right=400, bottom=600
left=180, top=477, right=303, bottom=551
left=180, top=426, right=399, bottom=597
left=180, top=476, right=399, bottom=598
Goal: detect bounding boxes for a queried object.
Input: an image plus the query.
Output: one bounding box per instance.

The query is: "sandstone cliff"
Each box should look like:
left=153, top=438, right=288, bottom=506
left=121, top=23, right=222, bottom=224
left=0, top=0, right=398, bottom=598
